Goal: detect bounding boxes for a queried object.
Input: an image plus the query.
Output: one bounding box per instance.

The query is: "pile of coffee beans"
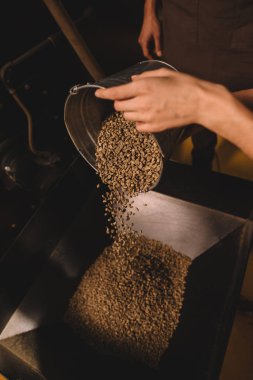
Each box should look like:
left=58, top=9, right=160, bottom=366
left=65, top=233, right=191, bottom=367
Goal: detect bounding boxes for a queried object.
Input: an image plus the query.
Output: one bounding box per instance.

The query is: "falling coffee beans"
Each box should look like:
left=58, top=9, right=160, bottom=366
left=65, top=112, right=191, bottom=367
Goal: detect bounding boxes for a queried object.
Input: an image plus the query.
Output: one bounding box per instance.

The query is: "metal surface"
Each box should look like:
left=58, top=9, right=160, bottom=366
left=0, top=343, right=45, bottom=380
left=0, top=158, right=97, bottom=334
left=126, top=191, right=245, bottom=260
left=1, top=189, right=247, bottom=340
left=64, top=60, right=183, bottom=180
left=0, top=159, right=252, bottom=380
left=0, top=190, right=107, bottom=340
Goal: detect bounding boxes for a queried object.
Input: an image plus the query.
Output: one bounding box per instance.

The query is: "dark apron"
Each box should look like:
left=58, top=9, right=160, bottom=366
left=162, top=0, right=253, bottom=156
left=162, top=0, right=253, bottom=91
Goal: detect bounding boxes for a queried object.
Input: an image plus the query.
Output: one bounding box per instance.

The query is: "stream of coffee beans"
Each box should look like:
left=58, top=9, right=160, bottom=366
left=65, top=112, right=191, bottom=367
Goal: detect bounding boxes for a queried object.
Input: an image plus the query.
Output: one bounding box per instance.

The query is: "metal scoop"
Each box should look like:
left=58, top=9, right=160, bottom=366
left=64, top=60, right=186, bottom=190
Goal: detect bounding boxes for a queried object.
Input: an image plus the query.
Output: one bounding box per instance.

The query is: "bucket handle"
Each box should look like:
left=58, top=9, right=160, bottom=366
left=69, top=83, right=105, bottom=95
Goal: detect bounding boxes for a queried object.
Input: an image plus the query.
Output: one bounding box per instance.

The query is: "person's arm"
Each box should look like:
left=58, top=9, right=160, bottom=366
left=138, top=0, right=162, bottom=59
left=199, top=85, right=253, bottom=160
left=234, top=89, right=253, bottom=111
left=95, top=69, right=253, bottom=160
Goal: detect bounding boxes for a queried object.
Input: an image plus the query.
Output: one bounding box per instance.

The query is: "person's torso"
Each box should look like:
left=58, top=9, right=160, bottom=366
left=162, top=0, right=253, bottom=50
left=162, top=0, right=253, bottom=89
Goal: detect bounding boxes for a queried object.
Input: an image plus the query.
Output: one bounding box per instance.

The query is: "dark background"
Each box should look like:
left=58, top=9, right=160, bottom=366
left=0, top=0, right=144, bottom=255
left=0, top=1, right=143, bottom=66
left=0, top=0, right=144, bottom=145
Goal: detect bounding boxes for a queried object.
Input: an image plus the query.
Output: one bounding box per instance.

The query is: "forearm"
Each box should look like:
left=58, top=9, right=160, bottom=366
left=234, top=88, right=253, bottom=111
left=199, top=83, right=253, bottom=159
left=238, top=116, right=253, bottom=160
left=144, top=0, right=157, bottom=14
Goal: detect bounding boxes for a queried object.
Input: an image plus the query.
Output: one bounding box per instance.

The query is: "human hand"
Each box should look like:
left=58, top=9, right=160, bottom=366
left=95, top=68, right=253, bottom=160
left=138, top=1, right=162, bottom=59
left=95, top=68, right=203, bottom=132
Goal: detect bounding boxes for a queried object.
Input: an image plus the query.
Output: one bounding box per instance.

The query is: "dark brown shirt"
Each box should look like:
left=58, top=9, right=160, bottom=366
left=162, top=0, right=253, bottom=90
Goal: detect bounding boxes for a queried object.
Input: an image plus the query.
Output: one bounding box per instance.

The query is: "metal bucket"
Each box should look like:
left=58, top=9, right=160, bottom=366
left=64, top=60, right=185, bottom=184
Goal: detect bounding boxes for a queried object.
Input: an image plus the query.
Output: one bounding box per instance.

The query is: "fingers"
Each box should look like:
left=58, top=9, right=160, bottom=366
left=135, top=121, right=163, bottom=132
left=136, top=121, right=181, bottom=133
left=114, top=98, right=140, bottom=112
left=154, top=32, right=162, bottom=57
left=132, top=68, right=176, bottom=81
left=136, top=122, right=150, bottom=132
left=95, top=82, right=139, bottom=100
left=123, top=112, right=147, bottom=122
left=141, top=43, right=153, bottom=60
left=138, top=34, right=153, bottom=60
